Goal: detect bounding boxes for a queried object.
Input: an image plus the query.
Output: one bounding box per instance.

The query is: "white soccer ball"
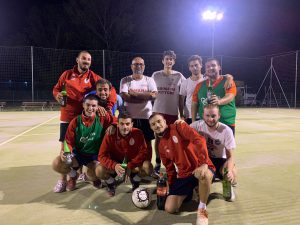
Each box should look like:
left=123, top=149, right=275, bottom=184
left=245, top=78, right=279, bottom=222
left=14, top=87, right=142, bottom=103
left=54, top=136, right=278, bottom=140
left=131, top=187, right=151, bottom=209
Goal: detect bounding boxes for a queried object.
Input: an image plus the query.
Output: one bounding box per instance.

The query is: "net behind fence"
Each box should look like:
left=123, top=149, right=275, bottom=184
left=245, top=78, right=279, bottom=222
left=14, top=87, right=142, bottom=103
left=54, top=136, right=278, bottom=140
left=0, top=46, right=299, bottom=107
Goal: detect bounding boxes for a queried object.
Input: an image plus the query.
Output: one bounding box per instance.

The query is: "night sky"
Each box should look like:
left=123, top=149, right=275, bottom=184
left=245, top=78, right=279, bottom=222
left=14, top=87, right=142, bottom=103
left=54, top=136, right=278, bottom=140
left=1, top=0, right=300, bottom=57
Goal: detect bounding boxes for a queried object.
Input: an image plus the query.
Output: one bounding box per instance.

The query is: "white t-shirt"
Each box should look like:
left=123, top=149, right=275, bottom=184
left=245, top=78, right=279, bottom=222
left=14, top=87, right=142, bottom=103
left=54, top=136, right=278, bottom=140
left=152, top=70, right=186, bottom=115
left=179, top=76, right=206, bottom=118
left=120, top=75, right=157, bottom=119
left=190, top=120, right=236, bottom=159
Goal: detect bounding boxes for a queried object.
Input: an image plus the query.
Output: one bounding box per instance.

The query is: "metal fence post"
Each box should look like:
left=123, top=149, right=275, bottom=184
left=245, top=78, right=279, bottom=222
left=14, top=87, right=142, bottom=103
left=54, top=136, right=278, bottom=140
left=295, top=50, right=298, bottom=108
left=102, top=49, right=106, bottom=78
left=31, top=46, right=34, bottom=101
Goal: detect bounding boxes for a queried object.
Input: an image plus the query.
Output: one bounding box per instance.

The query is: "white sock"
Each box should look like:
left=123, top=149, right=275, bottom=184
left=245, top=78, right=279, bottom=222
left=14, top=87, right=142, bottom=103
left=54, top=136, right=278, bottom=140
left=68, top=169, right=77, bottom=178
left=198, top=201, right=206, bottom=210
left=105, top=176, right=114, bottom=184
left=133, top=174, right=141, bottom=182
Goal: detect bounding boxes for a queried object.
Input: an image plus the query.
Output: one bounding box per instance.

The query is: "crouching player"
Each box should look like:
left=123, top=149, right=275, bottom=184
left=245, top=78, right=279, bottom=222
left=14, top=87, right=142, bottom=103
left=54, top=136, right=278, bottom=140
left=52, top=94, right=116, bottom=192
left=149, top=113, right=215, bottom=225
left=96, top=112, right=153, bottom=197
left=190, top=104, right=237, bottom=201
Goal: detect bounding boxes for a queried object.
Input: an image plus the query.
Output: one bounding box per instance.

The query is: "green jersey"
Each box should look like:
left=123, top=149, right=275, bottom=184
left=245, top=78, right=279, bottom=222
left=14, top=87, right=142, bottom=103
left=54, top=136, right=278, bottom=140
left=74, top=115, right=105, bottom=154
left=197, top=79, right=236, bottom=125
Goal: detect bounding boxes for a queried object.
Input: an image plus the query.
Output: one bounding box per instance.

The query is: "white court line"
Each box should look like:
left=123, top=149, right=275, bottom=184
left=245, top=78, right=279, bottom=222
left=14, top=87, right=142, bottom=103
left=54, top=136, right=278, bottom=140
left=0, top=115, right=58, bottom=147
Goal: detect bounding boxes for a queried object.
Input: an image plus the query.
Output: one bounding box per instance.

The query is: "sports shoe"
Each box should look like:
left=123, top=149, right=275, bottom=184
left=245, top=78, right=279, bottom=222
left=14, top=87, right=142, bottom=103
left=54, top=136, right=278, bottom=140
left=77, top=172, right=88, bottom=182
left=92, top=179, right=102, bottom=189
left=152, top=164, right=161, bottom=179
left=105, top=181, right=116, bottom=197
left=66, top=176, right=77, bottom=191
left=196, top=208, right=208, bottom=225
left=130, top=176, right=140, bottom=192
left=53, top=180, right=67, bottom=193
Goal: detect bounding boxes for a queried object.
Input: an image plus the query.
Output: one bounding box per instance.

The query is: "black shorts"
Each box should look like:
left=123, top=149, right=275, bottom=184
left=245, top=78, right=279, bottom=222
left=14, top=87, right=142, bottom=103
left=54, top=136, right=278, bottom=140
left=210, top=157, right=227, bottom=180
left=59, top=123, right=69, bottom=142
left=169, top=176, right=198, bottom=201
left=132, top=118, right=154, bottom=141
left=72, top=149, right=98, bottom=167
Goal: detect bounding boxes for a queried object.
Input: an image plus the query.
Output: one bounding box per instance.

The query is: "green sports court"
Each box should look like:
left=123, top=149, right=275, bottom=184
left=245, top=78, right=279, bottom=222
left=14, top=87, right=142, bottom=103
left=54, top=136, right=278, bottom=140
left=0, top=108, right=299, bottom=225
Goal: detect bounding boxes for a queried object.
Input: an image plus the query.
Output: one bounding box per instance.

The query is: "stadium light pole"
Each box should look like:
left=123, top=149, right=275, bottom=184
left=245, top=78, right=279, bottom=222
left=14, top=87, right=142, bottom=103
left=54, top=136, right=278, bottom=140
left=202, top=10, right=223, bottom=57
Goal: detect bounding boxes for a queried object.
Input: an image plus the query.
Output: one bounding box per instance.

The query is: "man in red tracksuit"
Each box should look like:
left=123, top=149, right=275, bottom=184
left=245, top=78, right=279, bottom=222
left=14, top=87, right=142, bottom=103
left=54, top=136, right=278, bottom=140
left=96, top=112, right=153, bottom=197
left=149, top=113, right=215, bottom=225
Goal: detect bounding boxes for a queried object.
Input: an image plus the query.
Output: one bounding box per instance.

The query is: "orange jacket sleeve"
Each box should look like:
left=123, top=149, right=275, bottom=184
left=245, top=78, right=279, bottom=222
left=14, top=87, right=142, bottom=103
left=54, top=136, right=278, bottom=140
left=192, top=82, right=203, bottom=103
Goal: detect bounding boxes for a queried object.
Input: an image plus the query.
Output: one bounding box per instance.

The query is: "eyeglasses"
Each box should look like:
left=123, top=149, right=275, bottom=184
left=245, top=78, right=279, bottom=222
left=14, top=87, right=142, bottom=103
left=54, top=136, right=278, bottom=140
left=132, top=63, right=144, bottom=67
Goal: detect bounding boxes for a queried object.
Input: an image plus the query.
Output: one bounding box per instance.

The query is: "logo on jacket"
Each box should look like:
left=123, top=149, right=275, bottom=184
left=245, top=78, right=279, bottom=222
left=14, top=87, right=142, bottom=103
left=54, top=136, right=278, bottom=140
left=129, top=138, right=135, bottom=145
left=172, top=135, right=178, bottom=143
left=84, top=78, right=89, bottom=83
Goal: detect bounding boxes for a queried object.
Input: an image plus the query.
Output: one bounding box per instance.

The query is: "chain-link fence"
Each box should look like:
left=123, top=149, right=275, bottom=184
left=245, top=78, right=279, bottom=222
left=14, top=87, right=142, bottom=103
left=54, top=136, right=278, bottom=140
left=0, top=46, right=299, bottom=107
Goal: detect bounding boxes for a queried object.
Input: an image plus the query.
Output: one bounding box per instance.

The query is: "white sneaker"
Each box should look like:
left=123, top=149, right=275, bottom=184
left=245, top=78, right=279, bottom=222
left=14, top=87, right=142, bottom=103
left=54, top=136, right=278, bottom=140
left=196, top=208, right=208, bottom=225
left=228, top=185, right=236, bottom=202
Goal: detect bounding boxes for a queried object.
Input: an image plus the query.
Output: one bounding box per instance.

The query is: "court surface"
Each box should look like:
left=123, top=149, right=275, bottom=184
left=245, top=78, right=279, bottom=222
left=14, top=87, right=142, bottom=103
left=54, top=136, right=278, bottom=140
left=0, top=108, right=300, bottom=225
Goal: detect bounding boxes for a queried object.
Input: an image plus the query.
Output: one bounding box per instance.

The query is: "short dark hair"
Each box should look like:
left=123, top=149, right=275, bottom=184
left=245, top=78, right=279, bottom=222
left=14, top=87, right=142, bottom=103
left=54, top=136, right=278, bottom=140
left=77, top=50, right=91, bottom=58
left=148, top=112, right=164, bottom=121
left=163, top=50, right=176, bottom=60
left=83, top=93, right=100, bottom=103
left=187, top=55, right=202, bottom=66
left=206, top=58, right=220, bottom=66
left=118, top=111, right=132, bottom=121
left=96, top=78, right=112, bottom=90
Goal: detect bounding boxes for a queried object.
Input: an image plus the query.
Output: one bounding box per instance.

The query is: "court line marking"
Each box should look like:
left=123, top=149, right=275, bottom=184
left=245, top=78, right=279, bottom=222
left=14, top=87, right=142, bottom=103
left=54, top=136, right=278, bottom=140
left=0, top=115, right=58, bottom=147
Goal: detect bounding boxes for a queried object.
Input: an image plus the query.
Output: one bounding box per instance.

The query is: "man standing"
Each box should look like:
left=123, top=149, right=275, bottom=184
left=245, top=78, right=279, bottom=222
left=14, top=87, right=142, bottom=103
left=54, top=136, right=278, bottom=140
left=179, top=55, right=205, bottom=124
left=149, top=113, right=215, bottom=225
left=96, top=112, right=153, bottom=197
left=120, top=57, right=157, bottom=161
left=52, top=94, right=115, bottom=192
left=192, top=58, right=236, bottom=134
left=190, top=104, right=237, bottom=201
left=151, top=50, right=186, bottom=175
left=52, top=51, right=117, bottom=190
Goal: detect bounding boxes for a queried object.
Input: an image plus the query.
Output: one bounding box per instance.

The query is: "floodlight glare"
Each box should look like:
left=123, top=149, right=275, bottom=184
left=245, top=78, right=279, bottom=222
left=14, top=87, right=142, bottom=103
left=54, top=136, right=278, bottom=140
left=201, top=9, right=224, bottom=57
left=201, top=10, right=223, bottom=21
left=216, top=13, right=223, bottom=21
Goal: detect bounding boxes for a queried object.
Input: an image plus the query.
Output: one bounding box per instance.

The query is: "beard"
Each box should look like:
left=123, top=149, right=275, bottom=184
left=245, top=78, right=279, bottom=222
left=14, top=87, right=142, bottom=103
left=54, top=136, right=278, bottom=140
left=205, top=120, right=218, bottom=128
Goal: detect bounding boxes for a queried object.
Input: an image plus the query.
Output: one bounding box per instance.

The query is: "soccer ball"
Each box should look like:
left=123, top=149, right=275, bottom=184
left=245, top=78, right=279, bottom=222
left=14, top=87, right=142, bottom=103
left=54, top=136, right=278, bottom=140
left=131, top=187, right=151, bottom=209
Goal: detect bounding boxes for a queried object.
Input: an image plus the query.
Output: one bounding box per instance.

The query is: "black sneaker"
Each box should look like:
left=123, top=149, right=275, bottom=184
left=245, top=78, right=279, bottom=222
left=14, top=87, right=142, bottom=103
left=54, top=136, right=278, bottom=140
left=151, top=164, right=161, bottom=179
left=105, top=181, right=116, bottom=197
left=130, top=175, right=140, bottom=191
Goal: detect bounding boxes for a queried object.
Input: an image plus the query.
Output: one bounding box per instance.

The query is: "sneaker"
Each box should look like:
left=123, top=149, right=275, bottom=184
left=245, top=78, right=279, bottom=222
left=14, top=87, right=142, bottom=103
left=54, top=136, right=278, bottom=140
left=53, top=180, right=67, bottom=193
left=105, top=181, right=116, bottom=197
left=92, top=179, right=102, bottom=189
left=66, top=176, right=77, bottom=191
left=130, top=177, right=140, bottom=192
left=196, top=208, right=208, bottom=225
left=77, top=172, right=88, bottom=182
left=152, top=164, right=161, bottom=179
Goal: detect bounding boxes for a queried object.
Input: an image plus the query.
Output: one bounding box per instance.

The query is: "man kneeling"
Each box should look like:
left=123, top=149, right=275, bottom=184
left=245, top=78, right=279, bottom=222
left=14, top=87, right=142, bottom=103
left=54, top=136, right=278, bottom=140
left=149, top=113, right=215, bottom=225
left=52, top=94, right=115, bottom=192
left=96, top=112, right=153, bottom=197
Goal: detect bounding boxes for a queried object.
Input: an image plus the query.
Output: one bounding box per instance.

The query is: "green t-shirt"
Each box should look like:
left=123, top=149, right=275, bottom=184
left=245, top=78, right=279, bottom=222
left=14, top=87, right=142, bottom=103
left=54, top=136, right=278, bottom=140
left=74, top=116, right=105, bottom=154
left=197, top=79, right=236, bottom=125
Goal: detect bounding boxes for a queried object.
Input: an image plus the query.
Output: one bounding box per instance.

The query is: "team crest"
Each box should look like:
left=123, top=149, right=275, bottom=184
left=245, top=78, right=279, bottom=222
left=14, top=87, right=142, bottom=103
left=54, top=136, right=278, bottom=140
left=129, top=138, right=135, bottom=145
left=84, top=78, right=89, bottom=83
left=172, top=135, right=178, bottom=143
